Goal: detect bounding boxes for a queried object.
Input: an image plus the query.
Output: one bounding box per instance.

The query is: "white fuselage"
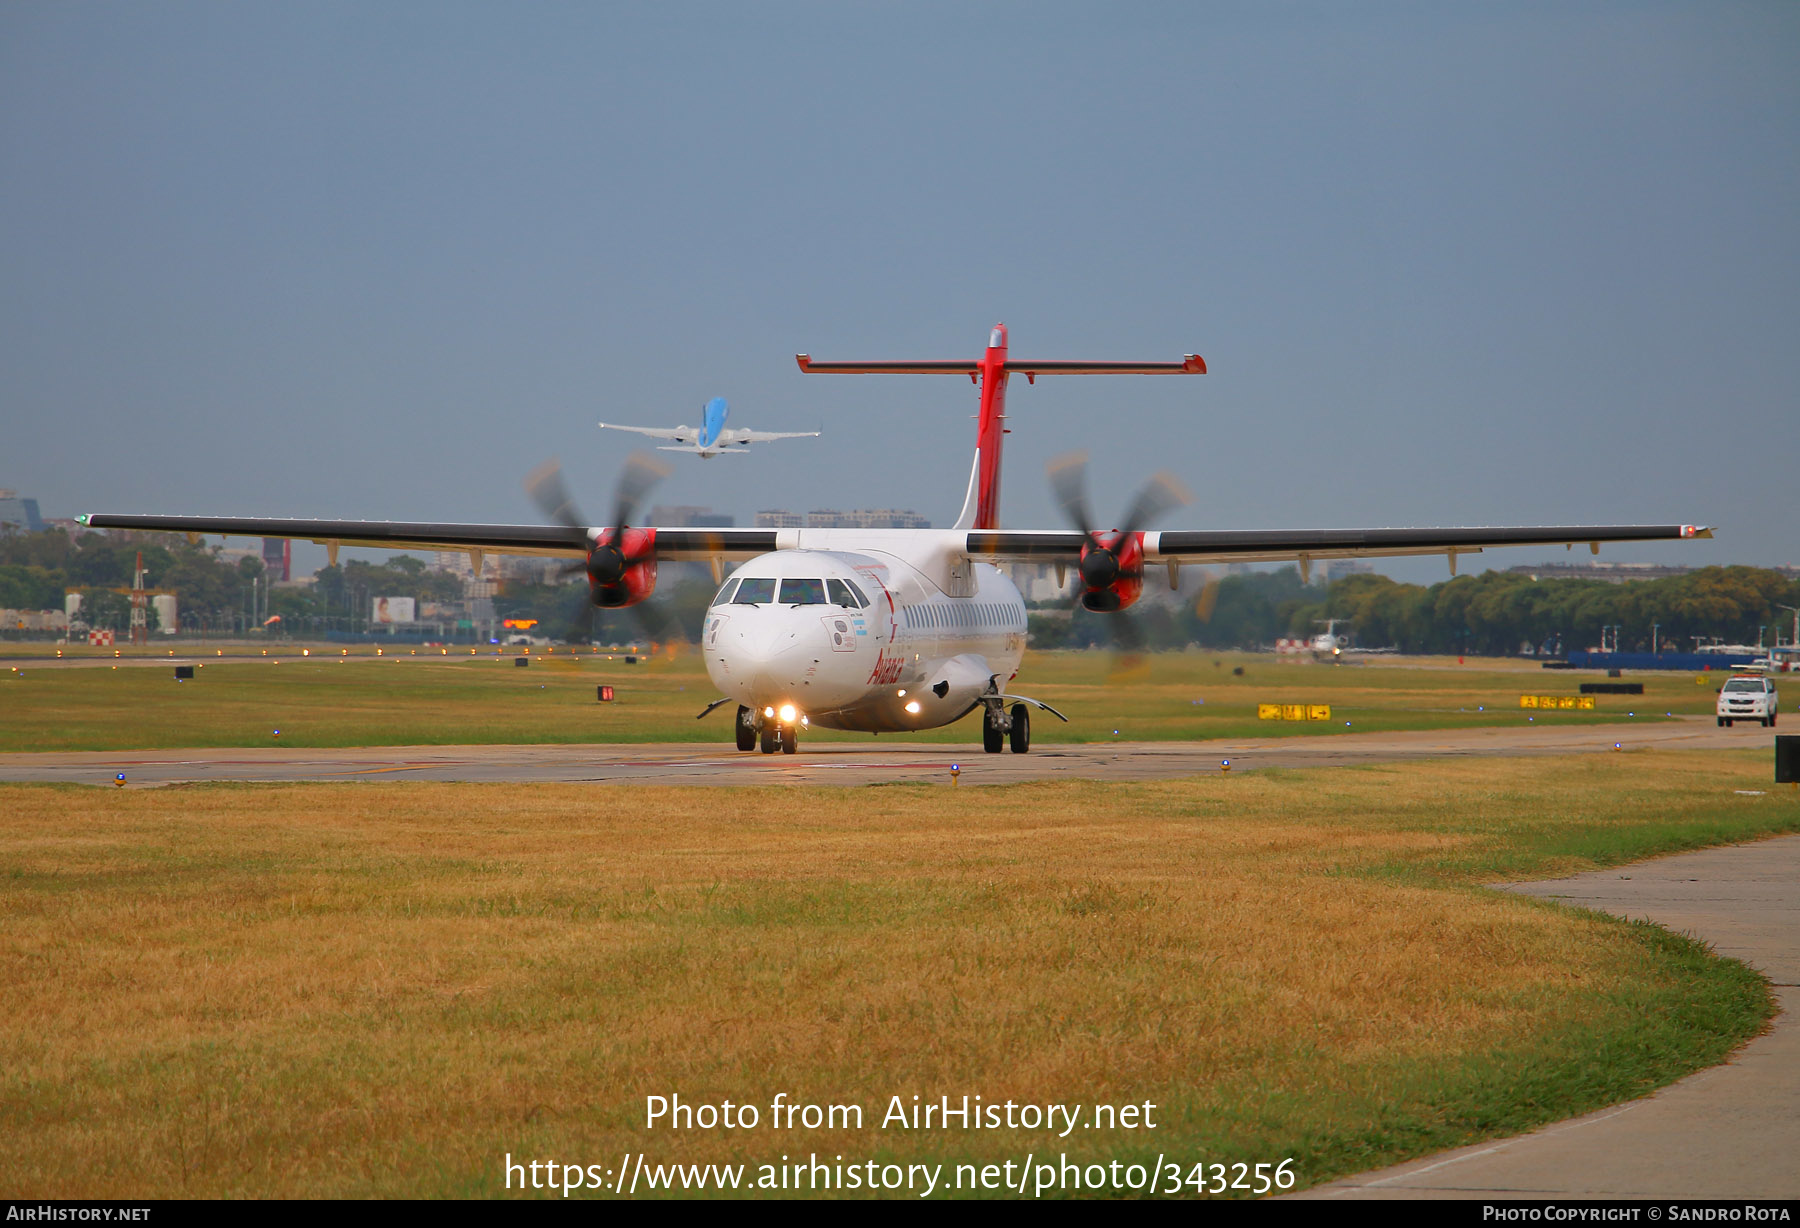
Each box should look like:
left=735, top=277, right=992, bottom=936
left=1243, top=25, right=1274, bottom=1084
left=701, top=533, right=1027, bottom=733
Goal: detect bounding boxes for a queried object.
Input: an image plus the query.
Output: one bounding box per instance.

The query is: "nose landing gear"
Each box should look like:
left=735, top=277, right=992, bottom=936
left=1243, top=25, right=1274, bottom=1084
left=748, top=706, right=800, bottom=754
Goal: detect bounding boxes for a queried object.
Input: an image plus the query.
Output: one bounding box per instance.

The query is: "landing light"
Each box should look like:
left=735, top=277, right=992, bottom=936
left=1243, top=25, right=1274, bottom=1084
left=778, top=704, right=797, bottom=723
left=764, top=706, right=775, bottom=718
left=904, top=701, right=922, bottom=714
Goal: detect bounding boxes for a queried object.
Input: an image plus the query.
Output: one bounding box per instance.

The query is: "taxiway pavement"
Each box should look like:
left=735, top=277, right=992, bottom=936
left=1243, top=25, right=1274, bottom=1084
left=0, top=716, right=1767, bottom=787
left=1298, top=833, right=1800, bottom=1200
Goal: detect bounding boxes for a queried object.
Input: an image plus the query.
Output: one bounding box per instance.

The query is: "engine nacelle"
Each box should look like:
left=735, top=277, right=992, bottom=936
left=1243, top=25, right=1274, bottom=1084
left=588, top=527, right=657, bottom=608
left=1077, top=531, right=1146, bottom=613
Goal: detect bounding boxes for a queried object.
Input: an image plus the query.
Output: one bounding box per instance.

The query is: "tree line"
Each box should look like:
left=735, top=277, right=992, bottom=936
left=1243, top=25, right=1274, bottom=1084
left=1029, top=564, right=1800, bottom=655
left=8, top=527, right=1795, bottom=653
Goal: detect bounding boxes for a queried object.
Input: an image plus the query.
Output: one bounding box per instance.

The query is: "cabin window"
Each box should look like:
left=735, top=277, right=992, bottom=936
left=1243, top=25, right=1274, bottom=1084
left=733, top=577, right=776, bottom=604
left=780, top=578, right=827, bottom=605
left=711, top=578, right=739, bottom=606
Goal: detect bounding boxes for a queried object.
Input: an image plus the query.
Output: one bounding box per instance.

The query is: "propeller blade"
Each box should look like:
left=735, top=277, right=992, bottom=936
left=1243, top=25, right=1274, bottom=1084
left=525, top=459, right=588, bottom=544
left=1104, top=612, right=1150, bottom=682
left=1117, top=470, right=1192, bottom=539
left=1047, top=451, right=1097, bottom=539
left=1194, top=569, right=1221, bottom=622
left=630, top=599, right=682, bottom=659
left=1111, top=609, right=1144, bottom=655
left=612, top=451, right=672, bottom=537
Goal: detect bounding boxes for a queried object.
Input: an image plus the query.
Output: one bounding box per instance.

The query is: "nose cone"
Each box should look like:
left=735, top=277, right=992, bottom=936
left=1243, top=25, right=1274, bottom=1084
left=739, top=620, right=811, bottom=693
left=706, top=609, right=838, bottom=708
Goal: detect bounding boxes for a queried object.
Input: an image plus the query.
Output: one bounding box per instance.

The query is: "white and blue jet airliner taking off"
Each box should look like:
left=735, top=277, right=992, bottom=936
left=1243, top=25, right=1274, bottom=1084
left=81, top=324, right=1712, bottom=756
left=598, top=396, right=818, bottom=457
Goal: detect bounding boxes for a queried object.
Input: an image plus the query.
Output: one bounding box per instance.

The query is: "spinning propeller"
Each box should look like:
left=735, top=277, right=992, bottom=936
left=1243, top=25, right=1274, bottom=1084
left=1046, top=450, right=1193, bottom=664
left=525, top=451, right=677, bottom=648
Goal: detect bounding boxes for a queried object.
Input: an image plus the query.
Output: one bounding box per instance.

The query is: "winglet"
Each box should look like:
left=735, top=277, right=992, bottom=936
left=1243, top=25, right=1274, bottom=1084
left=795, top=354, right=812, bottom=373
left=1183, top=354, right=1207, bottom=374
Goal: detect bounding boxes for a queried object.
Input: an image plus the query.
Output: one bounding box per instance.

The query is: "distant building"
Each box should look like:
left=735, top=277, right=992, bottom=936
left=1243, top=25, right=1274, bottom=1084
left=1509, top=561, right=1695, bottom=584
left=755, top=510, right=806, bottom=528
left=1007, top=563, right=1068, bottom=603
left=650, top=505, right=736, bottom=529
left=261, top=538, right=291, bottom=582
left=1316, top=559, right=1375, bottom=584
left=0, top=489, right=44, bottom=534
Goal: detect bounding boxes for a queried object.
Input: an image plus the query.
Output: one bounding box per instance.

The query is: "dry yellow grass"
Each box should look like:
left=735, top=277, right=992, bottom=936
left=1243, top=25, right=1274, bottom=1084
left=0, top=752, right=1788, bottom=1197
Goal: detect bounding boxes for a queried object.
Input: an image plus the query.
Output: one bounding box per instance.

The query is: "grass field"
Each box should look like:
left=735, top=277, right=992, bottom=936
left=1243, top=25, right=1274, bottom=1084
left=1, top=750, right=1792, bottom=1198
left=0, top=649, right=1720, bottom=753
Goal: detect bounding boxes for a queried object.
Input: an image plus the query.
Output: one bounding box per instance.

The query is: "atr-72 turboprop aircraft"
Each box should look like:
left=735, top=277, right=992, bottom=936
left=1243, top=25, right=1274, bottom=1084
left=81, top=324, right=1711, bottom=756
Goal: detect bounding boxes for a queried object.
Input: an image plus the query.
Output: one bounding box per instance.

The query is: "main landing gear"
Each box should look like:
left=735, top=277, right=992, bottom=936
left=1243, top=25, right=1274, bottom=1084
left=742, top=705, right=798, bottom=754
left=983, top=702, right=1031, bottom=754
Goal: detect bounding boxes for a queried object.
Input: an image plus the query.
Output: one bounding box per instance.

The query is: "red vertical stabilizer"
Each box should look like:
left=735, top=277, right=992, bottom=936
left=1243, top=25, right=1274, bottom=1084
left=795, top=327, right=1204, bottom=530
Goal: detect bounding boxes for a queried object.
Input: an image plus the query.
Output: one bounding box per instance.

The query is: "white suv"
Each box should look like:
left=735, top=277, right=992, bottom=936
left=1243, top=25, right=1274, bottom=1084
left=1717, top=675, right=1780, bottom=727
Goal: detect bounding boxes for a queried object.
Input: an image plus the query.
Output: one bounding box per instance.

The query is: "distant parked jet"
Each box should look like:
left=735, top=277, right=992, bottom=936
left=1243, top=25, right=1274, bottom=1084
left=599, top=397, right=818, bottom=458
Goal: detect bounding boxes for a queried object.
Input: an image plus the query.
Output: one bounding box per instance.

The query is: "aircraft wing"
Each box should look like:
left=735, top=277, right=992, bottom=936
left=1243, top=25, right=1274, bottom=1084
left=718, top=428, right=821, bottom=445
left=598, top=422, right=692, bottom=443
left=964, top=524, right=1712, bottom=565
left=75, top=513, right=779, bottom=563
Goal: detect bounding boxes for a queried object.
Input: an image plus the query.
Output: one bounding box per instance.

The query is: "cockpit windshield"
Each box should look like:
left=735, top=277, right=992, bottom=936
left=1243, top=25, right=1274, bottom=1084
left=827, top=579, right=865, bottom=608
left=711, top=578, right=739, bottom=606
left=779, top=578, right=827, bottom=605
left=732, top=577, right=777, bottom=604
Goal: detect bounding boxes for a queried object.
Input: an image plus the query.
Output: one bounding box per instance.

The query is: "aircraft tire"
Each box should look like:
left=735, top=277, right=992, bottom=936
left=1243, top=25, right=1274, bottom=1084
left=1009, top=704, right=1030, bottom=754
left=736, top=707, right=756, bottom=752
left=760, top=727, right=779, bottom=754
left=983, top=717, right=1004, bottom=754
left=780, top=726, right=797, bottom=754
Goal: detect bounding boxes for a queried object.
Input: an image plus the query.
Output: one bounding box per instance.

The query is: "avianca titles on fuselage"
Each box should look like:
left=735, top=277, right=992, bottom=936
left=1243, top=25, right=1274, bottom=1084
left=80, top=324, right=1711, bottom=757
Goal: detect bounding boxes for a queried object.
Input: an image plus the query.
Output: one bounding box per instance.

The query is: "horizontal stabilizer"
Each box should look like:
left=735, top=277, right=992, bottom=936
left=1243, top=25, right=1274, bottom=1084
left=1005, top=357, right=1205, bottom=376
left=796, top=358, right=975, bottom=374
left=796, top=356, right=1206, bottom=375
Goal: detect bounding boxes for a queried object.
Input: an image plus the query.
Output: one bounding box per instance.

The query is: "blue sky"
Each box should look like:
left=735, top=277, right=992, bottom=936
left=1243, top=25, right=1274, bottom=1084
left=3, top=2, right=1794, bottom=581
